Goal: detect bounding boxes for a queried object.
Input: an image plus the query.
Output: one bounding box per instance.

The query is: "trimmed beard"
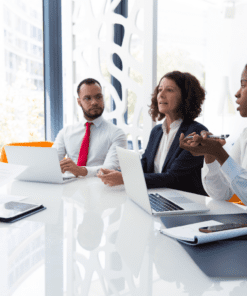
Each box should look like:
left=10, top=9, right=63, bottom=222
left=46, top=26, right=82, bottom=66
left=80, top=105, right=104, bottom=120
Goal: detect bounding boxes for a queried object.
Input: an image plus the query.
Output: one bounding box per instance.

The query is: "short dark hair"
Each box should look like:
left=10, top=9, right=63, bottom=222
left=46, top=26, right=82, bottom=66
left=77, top=78, right=102, bottom=95
left=149, top=71, right=205, bottom=122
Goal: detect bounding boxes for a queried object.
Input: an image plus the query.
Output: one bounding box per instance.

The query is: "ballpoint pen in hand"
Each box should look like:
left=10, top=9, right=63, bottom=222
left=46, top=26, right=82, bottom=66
left=186, top=134, right=230, bottom=139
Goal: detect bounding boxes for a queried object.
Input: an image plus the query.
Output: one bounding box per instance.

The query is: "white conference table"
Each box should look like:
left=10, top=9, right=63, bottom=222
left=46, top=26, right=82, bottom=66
left=0, top=177, right=247, bottom=296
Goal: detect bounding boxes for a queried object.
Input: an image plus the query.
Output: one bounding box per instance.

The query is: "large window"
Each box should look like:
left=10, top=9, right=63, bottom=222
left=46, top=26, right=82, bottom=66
left=157, top=0, right=247, bottom=150
left=0, top=0, right=44, bottom=148
left=157, top=0, right=206, bottom=88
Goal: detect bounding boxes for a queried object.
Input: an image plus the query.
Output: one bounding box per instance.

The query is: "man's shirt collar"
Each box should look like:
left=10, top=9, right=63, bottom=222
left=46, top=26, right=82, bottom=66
left=82, top=115, right=104, bottom=127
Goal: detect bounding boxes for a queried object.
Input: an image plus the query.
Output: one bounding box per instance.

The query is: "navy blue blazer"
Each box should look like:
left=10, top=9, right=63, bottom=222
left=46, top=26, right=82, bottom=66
left=141, top=120, right=208, bottom=196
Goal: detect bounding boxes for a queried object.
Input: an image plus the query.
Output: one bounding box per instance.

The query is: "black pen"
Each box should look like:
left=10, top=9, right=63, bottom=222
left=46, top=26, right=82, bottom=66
left=186, top=134, right=230, bottom=139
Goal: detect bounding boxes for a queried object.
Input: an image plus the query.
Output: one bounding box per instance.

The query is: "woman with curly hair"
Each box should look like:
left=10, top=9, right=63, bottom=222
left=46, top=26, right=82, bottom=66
left=98, top=71, right=208, bottom=195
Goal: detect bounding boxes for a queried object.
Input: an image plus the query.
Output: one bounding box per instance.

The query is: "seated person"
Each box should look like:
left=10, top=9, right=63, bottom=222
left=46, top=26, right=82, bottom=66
left=179, top=64, right=247, bottom=204
left=98, top=71, right=208, bottom=196
left=52, top=78, right=126, bottom=177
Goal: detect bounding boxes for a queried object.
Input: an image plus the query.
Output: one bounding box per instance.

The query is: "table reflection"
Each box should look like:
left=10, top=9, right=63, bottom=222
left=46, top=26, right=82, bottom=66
left=63, top=179, right=157, bottom=295
left=0, top=178, right=245, bottom=295
left=8, top=180, right=64, bottom=295
left=0, top=220, right=45, bottom=295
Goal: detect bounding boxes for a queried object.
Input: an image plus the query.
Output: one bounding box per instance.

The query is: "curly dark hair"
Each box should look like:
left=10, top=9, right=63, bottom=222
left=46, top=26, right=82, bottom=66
left=149, top=71, right=205, bottom=122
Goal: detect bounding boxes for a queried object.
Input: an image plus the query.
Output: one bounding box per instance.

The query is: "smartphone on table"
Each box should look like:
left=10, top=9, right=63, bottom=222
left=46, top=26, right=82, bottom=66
left=199, top=223, right=247, bottom=233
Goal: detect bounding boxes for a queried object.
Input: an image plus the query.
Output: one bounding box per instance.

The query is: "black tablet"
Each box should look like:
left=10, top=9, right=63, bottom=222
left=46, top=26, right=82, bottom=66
left=0, top=201, right=46, bottom=223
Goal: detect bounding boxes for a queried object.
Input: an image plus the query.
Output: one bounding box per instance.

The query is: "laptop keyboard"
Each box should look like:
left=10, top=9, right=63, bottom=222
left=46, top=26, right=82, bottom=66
left=148, top=193, right=184, bottom=212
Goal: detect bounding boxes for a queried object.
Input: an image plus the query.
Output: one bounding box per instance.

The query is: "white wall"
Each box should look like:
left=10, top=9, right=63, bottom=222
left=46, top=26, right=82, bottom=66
left=204, top=2, right=247, bottom=150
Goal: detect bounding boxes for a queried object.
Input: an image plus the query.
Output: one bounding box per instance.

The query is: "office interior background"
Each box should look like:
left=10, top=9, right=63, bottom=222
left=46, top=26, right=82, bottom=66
left=1, top=0, right=247, bottom=152
left=1, top=1, right=247, bottom=295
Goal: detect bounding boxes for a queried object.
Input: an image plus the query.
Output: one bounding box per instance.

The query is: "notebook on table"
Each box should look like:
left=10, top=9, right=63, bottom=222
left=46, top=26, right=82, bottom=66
left=5, top=146, right=80, bottom=184
left=116, top=146, right=209, bottom=216
left=160, top=220, right=247, bottom=245
left=160, top=213, right=247, bottom=277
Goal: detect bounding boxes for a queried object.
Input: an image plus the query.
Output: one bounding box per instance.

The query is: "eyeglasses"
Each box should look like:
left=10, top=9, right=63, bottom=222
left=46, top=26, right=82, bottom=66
left=82, top=94, right=103, bottom=103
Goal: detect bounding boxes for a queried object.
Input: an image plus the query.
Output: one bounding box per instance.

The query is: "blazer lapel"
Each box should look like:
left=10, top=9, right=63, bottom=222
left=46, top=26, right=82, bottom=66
left=161, top=121, right=189, bottom=172
left=150, top=126, right=163, bottom=171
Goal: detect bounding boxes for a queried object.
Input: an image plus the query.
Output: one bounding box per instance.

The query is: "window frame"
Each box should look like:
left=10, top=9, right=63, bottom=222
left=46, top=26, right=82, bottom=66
left=43, top=0, right=63, bottom=141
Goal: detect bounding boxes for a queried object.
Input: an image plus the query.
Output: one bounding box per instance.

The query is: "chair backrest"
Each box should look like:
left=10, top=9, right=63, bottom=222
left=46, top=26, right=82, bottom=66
left=228, top=194, right=245, bottom=206
left=0, top=141, right=54, bottom=163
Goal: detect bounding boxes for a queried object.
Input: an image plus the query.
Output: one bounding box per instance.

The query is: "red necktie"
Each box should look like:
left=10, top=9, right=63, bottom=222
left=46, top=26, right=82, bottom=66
left=77, top=122, right=93, bottom=166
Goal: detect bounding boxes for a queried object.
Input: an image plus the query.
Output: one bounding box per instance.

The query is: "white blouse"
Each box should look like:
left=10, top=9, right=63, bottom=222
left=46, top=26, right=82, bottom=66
left=154, top=118, right=183, bottom=173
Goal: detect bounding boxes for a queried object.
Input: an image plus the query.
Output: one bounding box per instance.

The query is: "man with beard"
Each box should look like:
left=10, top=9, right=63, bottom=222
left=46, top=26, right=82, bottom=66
left=52, top=78, right=126, bottom=177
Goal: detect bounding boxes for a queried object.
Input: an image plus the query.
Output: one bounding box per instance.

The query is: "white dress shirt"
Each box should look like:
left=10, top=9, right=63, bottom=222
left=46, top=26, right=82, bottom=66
left=154, top=118, right=183, bottom=173
left=52, top=116, right=127, bottom=177
left=202, top=127, right=247, bottom=204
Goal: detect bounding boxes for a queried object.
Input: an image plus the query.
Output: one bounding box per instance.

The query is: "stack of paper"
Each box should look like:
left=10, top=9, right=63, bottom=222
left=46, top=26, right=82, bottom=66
left=160, top=220, right=247, bottom=246
left=0, top=162, right=27, bottom=187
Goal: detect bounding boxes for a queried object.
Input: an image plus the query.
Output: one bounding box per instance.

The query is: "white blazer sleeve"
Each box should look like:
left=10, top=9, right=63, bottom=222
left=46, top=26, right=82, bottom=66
left=221, top=156, right=247, bottom=205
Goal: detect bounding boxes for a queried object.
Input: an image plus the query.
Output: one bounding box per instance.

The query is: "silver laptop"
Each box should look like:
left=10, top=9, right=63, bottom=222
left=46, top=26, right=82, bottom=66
left=5, top=146, right=80, bottom=184
left=116, top=146, right=209, bottom=216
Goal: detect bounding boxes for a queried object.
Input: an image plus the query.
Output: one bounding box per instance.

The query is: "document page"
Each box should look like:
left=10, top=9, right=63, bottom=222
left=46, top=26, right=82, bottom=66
left=160, top=220, right=247, bottom=246
left=0, top=163, right=27, bottom=187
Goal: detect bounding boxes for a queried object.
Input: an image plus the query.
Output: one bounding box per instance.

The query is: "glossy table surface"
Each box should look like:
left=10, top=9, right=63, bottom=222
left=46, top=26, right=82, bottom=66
left=0, top=177, right=247, bottom=296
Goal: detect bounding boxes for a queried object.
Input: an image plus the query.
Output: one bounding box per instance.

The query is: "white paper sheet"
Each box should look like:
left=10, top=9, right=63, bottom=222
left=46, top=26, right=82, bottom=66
left=0, top=162, right=27, bottom=187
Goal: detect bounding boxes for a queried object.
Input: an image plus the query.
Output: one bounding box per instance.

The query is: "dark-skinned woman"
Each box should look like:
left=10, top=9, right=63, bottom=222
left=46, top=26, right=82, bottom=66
left=180, top=64, right=247, bottom=204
